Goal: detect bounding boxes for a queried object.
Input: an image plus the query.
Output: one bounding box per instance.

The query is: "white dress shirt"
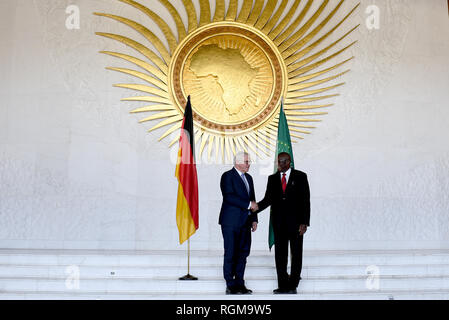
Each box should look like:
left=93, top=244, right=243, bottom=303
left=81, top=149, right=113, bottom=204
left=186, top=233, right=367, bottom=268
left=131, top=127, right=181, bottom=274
left=280, top=167, right=291, bottom=183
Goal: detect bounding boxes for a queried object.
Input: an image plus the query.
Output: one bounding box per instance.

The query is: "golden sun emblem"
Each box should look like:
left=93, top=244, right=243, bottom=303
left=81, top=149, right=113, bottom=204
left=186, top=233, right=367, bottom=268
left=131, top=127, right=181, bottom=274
left=95, top=0, right=359, bottom=163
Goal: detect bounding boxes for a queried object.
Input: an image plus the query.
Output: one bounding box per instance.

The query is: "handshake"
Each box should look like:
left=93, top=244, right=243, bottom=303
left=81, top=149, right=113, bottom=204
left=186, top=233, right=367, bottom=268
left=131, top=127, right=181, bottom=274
left=250, top=201, right=259, bottom=212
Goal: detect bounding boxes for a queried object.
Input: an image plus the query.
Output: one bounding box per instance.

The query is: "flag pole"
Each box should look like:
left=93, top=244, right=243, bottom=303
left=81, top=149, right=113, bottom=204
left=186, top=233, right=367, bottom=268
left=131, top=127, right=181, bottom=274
left=179, top=238, right=197, bottom=280
left=176, top=95, right=198, bottom=280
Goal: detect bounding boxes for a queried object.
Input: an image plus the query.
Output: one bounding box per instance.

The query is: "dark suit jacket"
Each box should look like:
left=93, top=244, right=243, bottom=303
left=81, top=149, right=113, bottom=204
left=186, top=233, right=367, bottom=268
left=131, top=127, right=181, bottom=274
left=219, top=168, right=258, bottom=228
left=257, top=169, right=310, bottom=233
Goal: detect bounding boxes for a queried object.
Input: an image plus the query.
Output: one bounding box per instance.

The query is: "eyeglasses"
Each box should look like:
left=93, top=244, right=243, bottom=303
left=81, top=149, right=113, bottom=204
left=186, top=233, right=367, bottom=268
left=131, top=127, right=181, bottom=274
left=278, top=159, right=290, bottom=164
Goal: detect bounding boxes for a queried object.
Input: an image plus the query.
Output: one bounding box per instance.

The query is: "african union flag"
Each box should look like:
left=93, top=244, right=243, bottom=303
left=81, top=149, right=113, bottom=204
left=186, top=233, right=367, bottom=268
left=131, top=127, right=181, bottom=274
left=269, top=100, right=295, bottom=250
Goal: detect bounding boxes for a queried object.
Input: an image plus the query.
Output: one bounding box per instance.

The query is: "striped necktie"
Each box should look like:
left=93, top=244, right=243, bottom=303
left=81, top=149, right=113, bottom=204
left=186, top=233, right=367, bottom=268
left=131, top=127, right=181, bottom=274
left=241, top=173, right=250, bottom=194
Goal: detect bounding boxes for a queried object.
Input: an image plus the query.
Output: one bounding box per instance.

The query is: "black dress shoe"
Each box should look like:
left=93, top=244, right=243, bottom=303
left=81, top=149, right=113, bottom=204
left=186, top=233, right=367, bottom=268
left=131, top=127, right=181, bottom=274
left=273, top=288, right=290, bottom=294
left=238, top=285, right=253, bottom=294
left=226, top=286, right=239, bottom=294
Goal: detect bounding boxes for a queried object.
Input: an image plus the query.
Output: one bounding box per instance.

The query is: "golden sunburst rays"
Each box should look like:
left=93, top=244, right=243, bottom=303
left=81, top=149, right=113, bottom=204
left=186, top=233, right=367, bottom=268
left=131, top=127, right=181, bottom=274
left=95, top=0, right=360, bottom=163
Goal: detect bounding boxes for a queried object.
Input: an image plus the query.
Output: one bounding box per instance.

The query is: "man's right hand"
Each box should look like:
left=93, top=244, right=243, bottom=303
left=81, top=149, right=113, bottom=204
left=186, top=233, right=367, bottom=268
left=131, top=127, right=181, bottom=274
left=250, top=201, right=258, bottom=212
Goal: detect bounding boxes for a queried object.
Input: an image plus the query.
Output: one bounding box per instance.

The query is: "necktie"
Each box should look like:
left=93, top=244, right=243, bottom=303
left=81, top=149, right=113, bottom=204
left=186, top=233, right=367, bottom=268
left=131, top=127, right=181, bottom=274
left=281, top=173, right=287, bottom=193
left=241, top=173, right=250, bottom=194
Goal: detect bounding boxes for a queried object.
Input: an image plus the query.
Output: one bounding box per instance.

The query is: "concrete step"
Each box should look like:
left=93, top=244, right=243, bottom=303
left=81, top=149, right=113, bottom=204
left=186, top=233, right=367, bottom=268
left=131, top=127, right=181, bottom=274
left=0, top=263, right=449, bottom=278
left=1, top=249, right=448, bottom=299
left=2, top=290, right=449, bottom=300
left=1, top=275, right=449, bottom=293
left=1, top=250, right=449, bottom=267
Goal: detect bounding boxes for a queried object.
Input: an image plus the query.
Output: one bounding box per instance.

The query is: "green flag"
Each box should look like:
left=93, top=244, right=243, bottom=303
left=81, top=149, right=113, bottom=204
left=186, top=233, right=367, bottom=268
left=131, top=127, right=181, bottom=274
left=269, top=101, right=294, bottom=250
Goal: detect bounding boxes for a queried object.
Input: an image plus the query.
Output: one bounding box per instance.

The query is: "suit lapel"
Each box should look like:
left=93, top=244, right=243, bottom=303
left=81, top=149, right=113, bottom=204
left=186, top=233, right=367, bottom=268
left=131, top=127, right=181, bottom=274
left=286, top=169, right=295, bottom=191
left=274, top=171, right=283, bottom=194
left=232, top=167, right=249, bottom=196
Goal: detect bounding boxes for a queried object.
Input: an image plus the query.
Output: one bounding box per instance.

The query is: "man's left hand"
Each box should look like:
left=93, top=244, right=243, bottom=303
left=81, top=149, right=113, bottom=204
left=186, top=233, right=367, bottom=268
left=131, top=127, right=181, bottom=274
left=252, top=222, right=258, bottom=232
left=299, top=224, right=307, bottom=236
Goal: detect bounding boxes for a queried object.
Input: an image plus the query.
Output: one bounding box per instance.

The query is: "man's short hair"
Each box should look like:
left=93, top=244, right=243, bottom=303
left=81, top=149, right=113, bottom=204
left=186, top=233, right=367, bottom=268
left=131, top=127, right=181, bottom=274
left=234, top=151, right=250, bottom=165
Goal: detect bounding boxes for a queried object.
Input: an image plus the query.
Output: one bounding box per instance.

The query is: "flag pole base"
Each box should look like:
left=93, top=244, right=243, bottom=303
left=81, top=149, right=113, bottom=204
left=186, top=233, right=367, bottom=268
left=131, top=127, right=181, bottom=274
left=179, top=274, right=198, bottom=280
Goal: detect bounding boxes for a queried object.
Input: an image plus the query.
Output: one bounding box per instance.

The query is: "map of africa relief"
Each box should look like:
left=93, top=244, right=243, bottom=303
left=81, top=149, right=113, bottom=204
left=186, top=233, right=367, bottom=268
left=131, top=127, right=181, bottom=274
left=183, top=35, right=274, bottom=125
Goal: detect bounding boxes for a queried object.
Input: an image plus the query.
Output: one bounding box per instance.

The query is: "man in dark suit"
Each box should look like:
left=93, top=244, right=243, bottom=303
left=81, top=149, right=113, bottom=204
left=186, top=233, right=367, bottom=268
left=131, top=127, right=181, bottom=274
left=256, top=152, right=310, bottom=294
left=219, top=151, right=258, bottom=294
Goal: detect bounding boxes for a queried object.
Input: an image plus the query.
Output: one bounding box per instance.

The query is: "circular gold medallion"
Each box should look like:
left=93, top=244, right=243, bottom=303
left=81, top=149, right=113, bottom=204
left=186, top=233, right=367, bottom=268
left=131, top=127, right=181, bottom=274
left=96, top=0, right=359, bottom=162
left=169, top=23, right=287, bottom=135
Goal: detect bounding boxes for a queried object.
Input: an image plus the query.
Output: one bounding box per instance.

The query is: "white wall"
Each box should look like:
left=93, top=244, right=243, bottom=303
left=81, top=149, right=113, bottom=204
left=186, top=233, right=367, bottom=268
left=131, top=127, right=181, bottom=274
left=0, top=0, right=448, bottom=251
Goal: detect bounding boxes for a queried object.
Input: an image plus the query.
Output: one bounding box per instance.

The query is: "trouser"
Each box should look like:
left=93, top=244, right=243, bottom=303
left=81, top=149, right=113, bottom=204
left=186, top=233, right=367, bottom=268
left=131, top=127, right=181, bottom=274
left=274, top=228, right=304, bottom=290
left=221, top=220, right=252, bottom=288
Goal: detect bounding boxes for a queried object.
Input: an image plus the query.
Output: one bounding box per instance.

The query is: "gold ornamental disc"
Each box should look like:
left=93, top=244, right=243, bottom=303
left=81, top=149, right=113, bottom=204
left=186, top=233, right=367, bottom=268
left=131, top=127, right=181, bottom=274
left=169, top=22, right=287, bottom=136
left=96, top=0, right=359, bottom=162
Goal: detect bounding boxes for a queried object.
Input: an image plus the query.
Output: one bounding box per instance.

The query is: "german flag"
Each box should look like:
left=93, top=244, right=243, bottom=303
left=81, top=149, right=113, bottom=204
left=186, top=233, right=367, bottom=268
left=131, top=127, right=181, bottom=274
left=175, top=96, right=199, bottom=244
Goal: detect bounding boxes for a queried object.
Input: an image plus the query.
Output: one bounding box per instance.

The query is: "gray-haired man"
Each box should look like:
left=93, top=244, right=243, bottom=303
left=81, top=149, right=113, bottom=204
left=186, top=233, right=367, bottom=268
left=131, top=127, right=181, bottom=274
left=219, top=152, right=258, bottom=294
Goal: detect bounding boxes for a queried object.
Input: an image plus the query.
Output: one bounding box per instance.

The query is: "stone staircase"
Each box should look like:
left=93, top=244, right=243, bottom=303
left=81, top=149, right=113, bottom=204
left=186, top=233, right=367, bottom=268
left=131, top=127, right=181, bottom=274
left=0, top=249, right=448, bottom=299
